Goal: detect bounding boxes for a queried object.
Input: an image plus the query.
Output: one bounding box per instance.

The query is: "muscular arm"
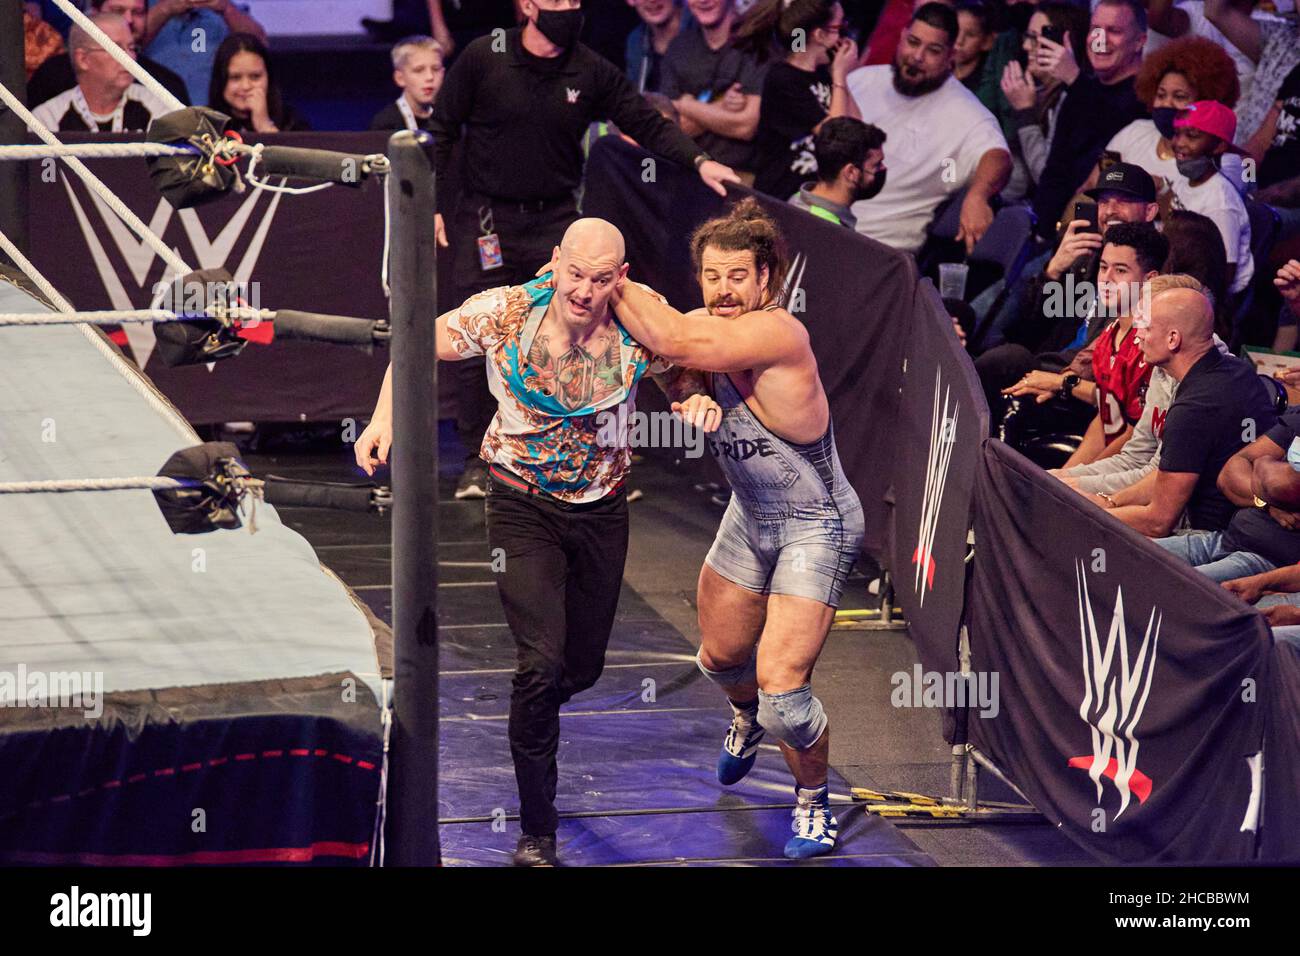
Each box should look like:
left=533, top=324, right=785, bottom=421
left=1217, top=434, right=1285, bottom=506
left=676, top=93, right=761, bottom=141
left=1107, top=470, right=1199, bottom=537
left=613, top=281, right=806, bottom=372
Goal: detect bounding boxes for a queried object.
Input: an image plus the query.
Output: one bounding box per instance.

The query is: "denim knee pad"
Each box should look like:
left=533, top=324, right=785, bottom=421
left=757, top=685, right=827, bottom=750
left=695, top=647, right=757, bottom=688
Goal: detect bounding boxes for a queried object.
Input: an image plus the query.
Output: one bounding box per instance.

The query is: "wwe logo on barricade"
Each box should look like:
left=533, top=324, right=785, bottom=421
left=1070, top=562, right=1159, bottom=818
left=60, top=171, right=284, bottom=368
left=913, top=368, right=957, bottom=604
left=780, top=251, right=807, bottom=311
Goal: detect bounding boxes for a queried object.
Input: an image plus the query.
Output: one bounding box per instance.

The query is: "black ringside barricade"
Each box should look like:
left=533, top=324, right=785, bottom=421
left=967, top=440, right=1276, bottom=861
left=583, top=135, right=1300, bottom=862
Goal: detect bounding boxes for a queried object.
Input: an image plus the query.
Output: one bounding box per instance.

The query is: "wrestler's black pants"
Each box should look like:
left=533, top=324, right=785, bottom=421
left=485, top=473, right=628, bottom=837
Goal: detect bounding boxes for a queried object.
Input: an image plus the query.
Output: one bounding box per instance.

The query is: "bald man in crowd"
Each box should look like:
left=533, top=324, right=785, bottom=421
left=355, top=218, right=722, bottom=867
left=1089, top=282, right=1277, bottom=538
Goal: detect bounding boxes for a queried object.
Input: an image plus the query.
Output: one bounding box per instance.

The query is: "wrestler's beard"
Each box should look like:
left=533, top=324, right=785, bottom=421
left=891, top=59, right=948, bottom=97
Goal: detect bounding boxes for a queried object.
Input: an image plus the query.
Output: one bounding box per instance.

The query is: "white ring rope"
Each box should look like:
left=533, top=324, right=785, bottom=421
left=0, top=308, right=273, bottom=327
left=0, top=81, right=191, bottom=277
left=50, top=0, right=187, bottom=115
left=0, top=476, right=194, bottom=494
left=0, top=142, right=198, bottom=161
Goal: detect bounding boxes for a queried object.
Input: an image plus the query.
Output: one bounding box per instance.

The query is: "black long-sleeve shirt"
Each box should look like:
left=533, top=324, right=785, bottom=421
left=1030, top=73, right=1144, bottom=240
left=429, top=27, right=706, bottom=214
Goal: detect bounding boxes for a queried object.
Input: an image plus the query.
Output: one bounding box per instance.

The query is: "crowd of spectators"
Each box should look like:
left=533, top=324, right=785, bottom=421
left=16, top=0, right=1300, bottom=630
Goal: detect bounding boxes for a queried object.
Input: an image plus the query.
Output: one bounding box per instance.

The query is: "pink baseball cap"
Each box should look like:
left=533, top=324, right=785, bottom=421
left=1172, top=100, right=1243, bottom=151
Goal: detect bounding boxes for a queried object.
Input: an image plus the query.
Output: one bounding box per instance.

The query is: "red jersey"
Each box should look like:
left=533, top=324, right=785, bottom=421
left=1092, top=320, right=1151, bottom=442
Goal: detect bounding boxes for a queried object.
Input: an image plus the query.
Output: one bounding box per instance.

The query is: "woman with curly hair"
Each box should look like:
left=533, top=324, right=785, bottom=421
left=1082, top=35, right=1239, bottom=197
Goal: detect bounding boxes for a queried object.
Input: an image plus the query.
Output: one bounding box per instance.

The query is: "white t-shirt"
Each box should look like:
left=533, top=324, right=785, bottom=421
left=1106, top=120, right=1180, bottom=192
left=1169, top=171, right=1254, bottom=293
left=845, top=67, right=1008, bottom=253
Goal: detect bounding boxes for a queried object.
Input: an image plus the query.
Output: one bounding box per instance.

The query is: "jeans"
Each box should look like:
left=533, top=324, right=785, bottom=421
left=1154, top=531, right=1275, bottom=582
left=485, top=474, right=628, bottom=836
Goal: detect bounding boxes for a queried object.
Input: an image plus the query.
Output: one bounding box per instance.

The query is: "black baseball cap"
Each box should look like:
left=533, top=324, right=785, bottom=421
left=1084, top=162, right=1157, bottom=203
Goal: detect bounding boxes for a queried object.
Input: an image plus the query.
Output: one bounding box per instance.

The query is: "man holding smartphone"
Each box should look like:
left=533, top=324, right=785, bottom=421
left=141, top=0, right=268, bottom=106
left=973, top=163, right=1159, bottom=408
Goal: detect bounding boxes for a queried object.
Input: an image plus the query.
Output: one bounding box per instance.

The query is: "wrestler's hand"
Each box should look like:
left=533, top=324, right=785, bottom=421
left=355, top=416, right=392, bottom=476
left=672, top=393, right=723, bottom=433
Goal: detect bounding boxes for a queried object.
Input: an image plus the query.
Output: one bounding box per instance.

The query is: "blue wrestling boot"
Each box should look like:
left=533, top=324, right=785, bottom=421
left=717, top=698, right=764, bottom=785
left=784, top=785, right=838, bottom=859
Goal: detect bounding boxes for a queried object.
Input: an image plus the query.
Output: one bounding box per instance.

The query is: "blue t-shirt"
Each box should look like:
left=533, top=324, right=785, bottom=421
left=143, top=5, right=229, bottom=106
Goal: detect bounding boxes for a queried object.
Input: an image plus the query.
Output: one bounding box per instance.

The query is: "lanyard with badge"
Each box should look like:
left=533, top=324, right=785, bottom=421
left=71, top=86, right=125, bottom=132
left=477, top=205, right=503, bottom=271
left=395, top=95, right=420, bottom=131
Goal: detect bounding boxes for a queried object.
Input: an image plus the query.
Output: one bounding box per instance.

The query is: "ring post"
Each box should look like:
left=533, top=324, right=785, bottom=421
left=0, top=0, right=29, bottom=260
left=384, top=130, right=440, bottom=866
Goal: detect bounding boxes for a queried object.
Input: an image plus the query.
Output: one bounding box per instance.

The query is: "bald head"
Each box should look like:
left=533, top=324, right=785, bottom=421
left=560, top=218, right=625, bottom=267
left=1137, top=283, right=1215, bottom=373
left=551, top=218, right=629, bottom=328
left=1153, top=287, right=1214, bottom=342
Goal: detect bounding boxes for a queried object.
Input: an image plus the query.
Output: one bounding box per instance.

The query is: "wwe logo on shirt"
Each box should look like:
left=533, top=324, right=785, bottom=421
left=913, top=368, right=957, bottom=603
left=566, top=87, right=581, bottom=104
left=1069, top=562, right=1159, bottom=819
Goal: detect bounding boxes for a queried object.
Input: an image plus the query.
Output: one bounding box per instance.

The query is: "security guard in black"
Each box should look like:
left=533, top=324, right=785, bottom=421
left=429, top=24, right=719, bottom=215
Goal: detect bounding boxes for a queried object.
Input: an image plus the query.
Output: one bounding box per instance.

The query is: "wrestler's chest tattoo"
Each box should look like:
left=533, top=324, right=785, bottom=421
left=527, top=330, right=623, bottom=411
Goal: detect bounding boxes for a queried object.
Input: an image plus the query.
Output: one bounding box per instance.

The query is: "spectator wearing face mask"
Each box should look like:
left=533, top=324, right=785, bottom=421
left=1082, top=35, right=1239, bottom=201
left=737, top=0, right=864, bottom=202
left=1167, top=100, right=1253, bottom=295
left=788, top=115, right=887, bottom=226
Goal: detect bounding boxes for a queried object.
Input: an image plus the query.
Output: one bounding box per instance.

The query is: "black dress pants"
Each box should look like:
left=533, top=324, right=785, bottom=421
left=484, top=473, right=628, bottom=836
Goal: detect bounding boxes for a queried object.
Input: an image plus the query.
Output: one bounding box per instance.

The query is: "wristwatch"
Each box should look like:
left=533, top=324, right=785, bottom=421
left=693, top=152, right=713, bottom=170
left=1059, top=372, right=1080, bottom=399
left=1254, top=495, right=1268, bottom=508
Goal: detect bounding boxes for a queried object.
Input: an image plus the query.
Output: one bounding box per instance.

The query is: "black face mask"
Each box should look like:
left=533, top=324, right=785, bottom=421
left=535, top=8, right=584, bottom=50
left=855, top=166, right=887, bottom=201
left=1151, top=106, right=1180, bottom=140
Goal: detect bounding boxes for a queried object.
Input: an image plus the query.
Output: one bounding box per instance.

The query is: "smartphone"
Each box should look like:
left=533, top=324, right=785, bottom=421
left=1075, top=200, right=1099, bottom=233
left=1040, top=24, right=1064, bottom=45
